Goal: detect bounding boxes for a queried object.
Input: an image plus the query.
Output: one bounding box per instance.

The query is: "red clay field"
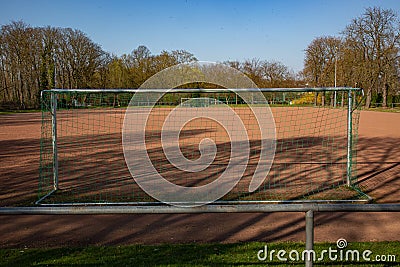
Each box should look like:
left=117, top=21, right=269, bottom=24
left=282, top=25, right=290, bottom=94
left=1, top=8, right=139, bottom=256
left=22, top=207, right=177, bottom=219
left=0, top=108, right=399, bottom=247
left=38, top=106, right=361, bottom=204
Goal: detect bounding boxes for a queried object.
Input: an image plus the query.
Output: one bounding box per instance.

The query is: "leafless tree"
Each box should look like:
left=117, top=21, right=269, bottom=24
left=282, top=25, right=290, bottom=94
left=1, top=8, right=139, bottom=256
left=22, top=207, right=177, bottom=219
left=342, top=7, right=400, bottom=108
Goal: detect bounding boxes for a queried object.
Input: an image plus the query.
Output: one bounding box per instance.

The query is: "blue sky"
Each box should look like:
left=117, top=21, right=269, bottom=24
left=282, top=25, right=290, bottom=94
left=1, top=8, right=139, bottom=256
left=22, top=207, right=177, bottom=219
left=1, top=0, right=399, bottom=72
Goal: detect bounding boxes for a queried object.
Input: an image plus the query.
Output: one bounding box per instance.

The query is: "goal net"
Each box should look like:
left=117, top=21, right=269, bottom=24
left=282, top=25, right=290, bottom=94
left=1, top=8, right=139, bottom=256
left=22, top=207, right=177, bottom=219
left=38, top=88, right=367, bottom=205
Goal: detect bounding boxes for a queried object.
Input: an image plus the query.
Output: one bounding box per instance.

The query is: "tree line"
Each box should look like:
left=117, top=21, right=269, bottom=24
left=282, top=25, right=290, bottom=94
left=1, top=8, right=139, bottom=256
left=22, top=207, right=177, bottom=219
left=1, top=6, right=399, bottom=109
left=0, top=21, right=300, bottom=109
left=303, top=7, right=400, bottom=108
left=0, top=21, right=200, bottom=109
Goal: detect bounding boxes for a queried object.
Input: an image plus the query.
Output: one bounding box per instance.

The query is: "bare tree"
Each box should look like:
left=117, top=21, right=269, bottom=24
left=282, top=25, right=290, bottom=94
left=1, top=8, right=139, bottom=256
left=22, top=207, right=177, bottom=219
left=0, top=21, right=43, bottom=108
left=304, top=36, right=341, bottom=106
left=342, top=7, right=400, bottom=108
left=261, top=60, right=291, bottom=87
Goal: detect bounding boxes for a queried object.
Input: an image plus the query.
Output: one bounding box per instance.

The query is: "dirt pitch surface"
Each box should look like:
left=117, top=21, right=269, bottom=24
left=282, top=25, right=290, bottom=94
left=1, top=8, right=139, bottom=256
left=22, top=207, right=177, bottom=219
left=0, top=110, right=399, bottom=248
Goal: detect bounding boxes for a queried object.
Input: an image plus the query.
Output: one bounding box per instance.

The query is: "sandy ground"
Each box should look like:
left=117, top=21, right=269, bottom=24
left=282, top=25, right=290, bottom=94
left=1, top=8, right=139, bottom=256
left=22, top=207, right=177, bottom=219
left=0, top=110, right=399, bottom=248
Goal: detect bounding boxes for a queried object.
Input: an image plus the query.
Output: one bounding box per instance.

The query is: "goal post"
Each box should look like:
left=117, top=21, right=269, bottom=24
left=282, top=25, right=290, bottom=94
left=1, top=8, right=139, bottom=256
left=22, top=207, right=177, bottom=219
left=38, top=87, right=369, bottom=206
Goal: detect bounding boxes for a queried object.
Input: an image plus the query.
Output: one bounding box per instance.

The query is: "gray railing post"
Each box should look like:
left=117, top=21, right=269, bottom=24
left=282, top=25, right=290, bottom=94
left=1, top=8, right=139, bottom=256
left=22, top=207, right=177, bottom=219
left=305, top=210, right=314, bottom=267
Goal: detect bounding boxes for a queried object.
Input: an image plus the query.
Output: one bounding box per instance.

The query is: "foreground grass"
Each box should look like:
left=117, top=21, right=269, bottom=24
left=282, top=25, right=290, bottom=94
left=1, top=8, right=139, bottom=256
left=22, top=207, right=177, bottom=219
left=365, top=107, right=400, bottom=113
left=0, top=241, right=399, bottom=266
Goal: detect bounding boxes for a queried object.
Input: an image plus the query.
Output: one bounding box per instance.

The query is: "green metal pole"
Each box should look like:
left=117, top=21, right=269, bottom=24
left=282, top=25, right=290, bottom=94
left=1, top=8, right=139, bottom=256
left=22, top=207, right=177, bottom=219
left=346, top=90, right=353, bottom=186
left=51, top=92, right=59, bottom=190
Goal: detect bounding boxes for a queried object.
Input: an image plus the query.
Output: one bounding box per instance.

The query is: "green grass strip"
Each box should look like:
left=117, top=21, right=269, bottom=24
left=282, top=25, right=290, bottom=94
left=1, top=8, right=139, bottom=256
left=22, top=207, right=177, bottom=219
left=1, top=241, right=399, bottom=266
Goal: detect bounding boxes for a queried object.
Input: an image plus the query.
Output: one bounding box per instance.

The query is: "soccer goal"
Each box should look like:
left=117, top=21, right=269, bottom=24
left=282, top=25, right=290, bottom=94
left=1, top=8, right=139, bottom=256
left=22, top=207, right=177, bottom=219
left=38, top=87, right=368, bottom=206
left=180, top=97, right=218, bottom=107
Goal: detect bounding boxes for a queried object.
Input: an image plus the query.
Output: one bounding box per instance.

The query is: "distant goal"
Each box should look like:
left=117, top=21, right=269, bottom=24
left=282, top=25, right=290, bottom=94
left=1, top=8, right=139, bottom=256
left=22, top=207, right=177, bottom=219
left=180, top=97, right=218, bottom=107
